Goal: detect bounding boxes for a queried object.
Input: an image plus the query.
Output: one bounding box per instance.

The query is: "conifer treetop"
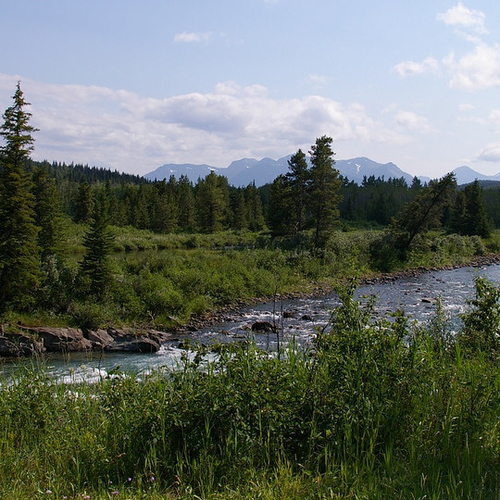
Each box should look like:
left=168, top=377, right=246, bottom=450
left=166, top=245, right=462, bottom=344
left=0, top=81, right=38, bottom=164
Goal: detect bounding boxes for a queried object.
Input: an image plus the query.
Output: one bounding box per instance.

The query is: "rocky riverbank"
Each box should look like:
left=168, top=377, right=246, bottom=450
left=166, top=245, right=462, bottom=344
left=3, top=253, right=499, bottom=359
left=180, top=253, right=500, bottom=332
left=0, top=325, right=172, bottom=358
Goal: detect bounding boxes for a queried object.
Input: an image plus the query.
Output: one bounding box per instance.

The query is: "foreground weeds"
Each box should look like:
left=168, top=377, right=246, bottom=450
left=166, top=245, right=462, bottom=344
left=2, top=278, right=500, bottom=498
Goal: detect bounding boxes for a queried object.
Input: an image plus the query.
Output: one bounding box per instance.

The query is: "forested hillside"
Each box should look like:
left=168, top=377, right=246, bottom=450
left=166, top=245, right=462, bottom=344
left=20, top=155, right=500, bottom=237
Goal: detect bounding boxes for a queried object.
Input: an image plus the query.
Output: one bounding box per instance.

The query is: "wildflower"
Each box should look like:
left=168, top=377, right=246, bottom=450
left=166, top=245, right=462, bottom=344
left=112, top=492, right=119, bottom=496
left=46, top=490, right=52, bottom=495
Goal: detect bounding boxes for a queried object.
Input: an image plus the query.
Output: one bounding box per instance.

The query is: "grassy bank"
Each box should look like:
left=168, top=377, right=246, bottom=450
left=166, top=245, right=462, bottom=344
left=2, top=226, right=494, bottom=330
left=2, top=280, right=500, bottom=499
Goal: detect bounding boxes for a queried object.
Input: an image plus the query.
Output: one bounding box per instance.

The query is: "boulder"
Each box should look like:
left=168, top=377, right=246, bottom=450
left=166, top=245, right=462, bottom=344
left=84, top=329, right=114, bottom=350
left=0, top=337, right=22, bottom=357
left=0, top=333, right=44, bottom=357
left=251, top=321, right=276, bottom=333
left=106, top=335, right=160, bottom=353
left=24, top=327, right=92, bottom=353
left=106, top=327, right=161, bottom=353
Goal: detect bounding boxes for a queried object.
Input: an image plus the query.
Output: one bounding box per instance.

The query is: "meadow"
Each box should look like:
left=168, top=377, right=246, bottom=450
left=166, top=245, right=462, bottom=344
left=2, top=278, right=500, bottom=499
left=2, top=228, right=500, bottom=499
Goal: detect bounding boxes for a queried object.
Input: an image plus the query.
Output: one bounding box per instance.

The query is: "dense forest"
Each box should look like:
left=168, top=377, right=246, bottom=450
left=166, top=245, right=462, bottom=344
left=21, top=148, right=499, bottom=238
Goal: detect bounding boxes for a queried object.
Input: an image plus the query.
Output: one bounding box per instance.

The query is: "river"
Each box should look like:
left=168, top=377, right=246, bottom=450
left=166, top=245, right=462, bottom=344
left=2, top=263, right=500, bottom=383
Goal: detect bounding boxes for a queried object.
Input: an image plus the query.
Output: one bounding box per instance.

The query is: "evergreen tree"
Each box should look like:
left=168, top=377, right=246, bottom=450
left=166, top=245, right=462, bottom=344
left=450, top=190, right=466, bottom=234
left=33, top=163, right=64, bottom=258
left=267, top=174, right=293, bottom=236
left=390, top=173, right=456, bottom=255
left=286, top=149, right=309, bottom=233
left=79, top=187, right=115, bottom=299
left=244, top=182, right=266, bottom=231
left=451, top=181, right=491, bottom=237
left=72, top=180, right=94, bottom=223
left=0, top=82, right=40, bottom=310
left=308, top=136, right=342, bottom=247
left=231, top=189, right=248, bottom=231
left=177, top=175, right=196, bottom=231
left=195, top=172, right=230, bottom=233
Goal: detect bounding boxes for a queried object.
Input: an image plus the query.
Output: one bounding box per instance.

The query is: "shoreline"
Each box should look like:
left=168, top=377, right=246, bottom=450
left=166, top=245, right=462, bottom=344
left=2, top=253, right=500, bottom=357
left=180, top=253, right=500, bottom=332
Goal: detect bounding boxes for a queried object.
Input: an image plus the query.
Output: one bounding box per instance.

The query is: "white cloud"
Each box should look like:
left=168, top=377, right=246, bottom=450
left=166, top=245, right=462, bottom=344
left=394, top=110, right=433, bottom=133
left=392, top=56, right=439, bottom=78
left=307, top=74, right=329, bottom=87
left=393, top=4, right=500, bottom=92
left=444, top=43, right=500, bottom=90
left=459, top=103, right=475, bottom=111
left=477, top=143, right=500, bottom=162
left=173, top=32, right=213, bottom=43
left=0, top=75, right=409, bottom=175
left=437, top=2, right=487, bottom=34
left=490, top=109, right=500, bottom=123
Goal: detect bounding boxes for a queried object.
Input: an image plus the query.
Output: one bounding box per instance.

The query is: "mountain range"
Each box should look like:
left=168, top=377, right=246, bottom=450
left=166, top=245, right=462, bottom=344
left=144, top=156, right=500, bottom=187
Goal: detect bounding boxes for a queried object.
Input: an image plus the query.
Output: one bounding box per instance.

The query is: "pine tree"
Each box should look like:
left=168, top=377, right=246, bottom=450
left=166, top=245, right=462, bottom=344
left=79, top=187, right=115, bottom=299
left=462, top=181, right=491, bottom=238
left=286, top=149, right=309, bottom=233
left=308, top=136, right=342, bottom=247
left=177, top=175, right=196, bottom=230
left=72, top=180, right=94, bottom=223
left=195, top=172, right=230, bottom=233
left=33, top=163, right=64, bottom=258
left=267, top=174, right=293, bottom=236
left=244, top=182, right=266, bottom=231
left=390, top=173, right=456, bottom=255
left=0, top=82, right=40, bottom=310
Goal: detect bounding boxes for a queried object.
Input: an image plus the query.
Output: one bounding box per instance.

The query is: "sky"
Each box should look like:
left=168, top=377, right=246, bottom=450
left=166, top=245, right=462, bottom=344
left=2, top=0, right=500, bottom=179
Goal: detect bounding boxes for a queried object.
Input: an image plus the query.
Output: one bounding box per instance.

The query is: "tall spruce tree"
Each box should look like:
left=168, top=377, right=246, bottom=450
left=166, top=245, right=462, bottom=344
left=0, top=82, right=40, bottom=310
left=462, top=180, right=491, bottom=238
left=33, top=163, right=64, bottom=258
left=286, top=149, right=309, bottom=234
left=79, top=187, right=115, bottom=299
left=308, top=136, right=342, bottom=247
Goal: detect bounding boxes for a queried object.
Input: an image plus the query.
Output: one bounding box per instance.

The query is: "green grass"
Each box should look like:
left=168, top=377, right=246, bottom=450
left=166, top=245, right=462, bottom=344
left=3, top=226, right=494, bottom=330
left=2, top=280, right=500, bottom=499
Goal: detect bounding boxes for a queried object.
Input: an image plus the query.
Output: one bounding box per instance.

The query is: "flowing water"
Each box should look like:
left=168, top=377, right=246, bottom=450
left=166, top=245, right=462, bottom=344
left=3, top=263, right=500, bottom=382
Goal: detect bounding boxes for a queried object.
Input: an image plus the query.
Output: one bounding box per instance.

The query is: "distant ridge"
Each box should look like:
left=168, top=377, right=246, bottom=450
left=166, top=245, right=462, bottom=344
left=144, top=156, right=498, bottom=187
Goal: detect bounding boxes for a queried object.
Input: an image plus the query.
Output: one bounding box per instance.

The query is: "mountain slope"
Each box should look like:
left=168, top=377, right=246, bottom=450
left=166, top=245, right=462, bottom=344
left=145, top=156, right=498, bottom=187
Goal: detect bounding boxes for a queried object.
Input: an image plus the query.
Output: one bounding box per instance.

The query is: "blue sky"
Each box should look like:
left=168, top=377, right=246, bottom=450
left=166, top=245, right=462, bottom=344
left=2, top=1, right=500, bottom=178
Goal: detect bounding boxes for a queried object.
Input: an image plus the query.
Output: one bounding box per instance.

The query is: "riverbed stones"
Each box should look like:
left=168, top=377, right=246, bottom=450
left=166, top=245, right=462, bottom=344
left=85, top=329, right=114, bottom=349
left=0, top=332, right=45, bottom=357
left=0, top=325, right=173, bottom=357
left=106, top=327, right=161, bottom=353
left=251, top=321, right=276, bottom=333
left=23, top=327, right=93, bottom=353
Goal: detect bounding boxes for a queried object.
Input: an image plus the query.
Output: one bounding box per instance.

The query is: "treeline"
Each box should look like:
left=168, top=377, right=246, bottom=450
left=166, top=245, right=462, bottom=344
left=27, top=153, right=497, bottom=241
left=0, top=83, right=494, bottom=321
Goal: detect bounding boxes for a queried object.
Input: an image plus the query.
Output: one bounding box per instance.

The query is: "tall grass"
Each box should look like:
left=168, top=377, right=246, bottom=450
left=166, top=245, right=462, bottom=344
left=2, top=279, right=500, bottom=499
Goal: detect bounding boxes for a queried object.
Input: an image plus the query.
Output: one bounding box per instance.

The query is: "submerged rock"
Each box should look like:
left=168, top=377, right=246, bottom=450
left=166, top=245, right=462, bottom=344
left=251, top=321, right=276, bottom=333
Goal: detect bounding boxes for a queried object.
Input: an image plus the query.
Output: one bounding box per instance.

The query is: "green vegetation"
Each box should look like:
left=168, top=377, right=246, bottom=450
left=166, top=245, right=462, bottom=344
left=0, top=82, right=496, bottom=330
left=2, top=279, right=500, bottom=499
